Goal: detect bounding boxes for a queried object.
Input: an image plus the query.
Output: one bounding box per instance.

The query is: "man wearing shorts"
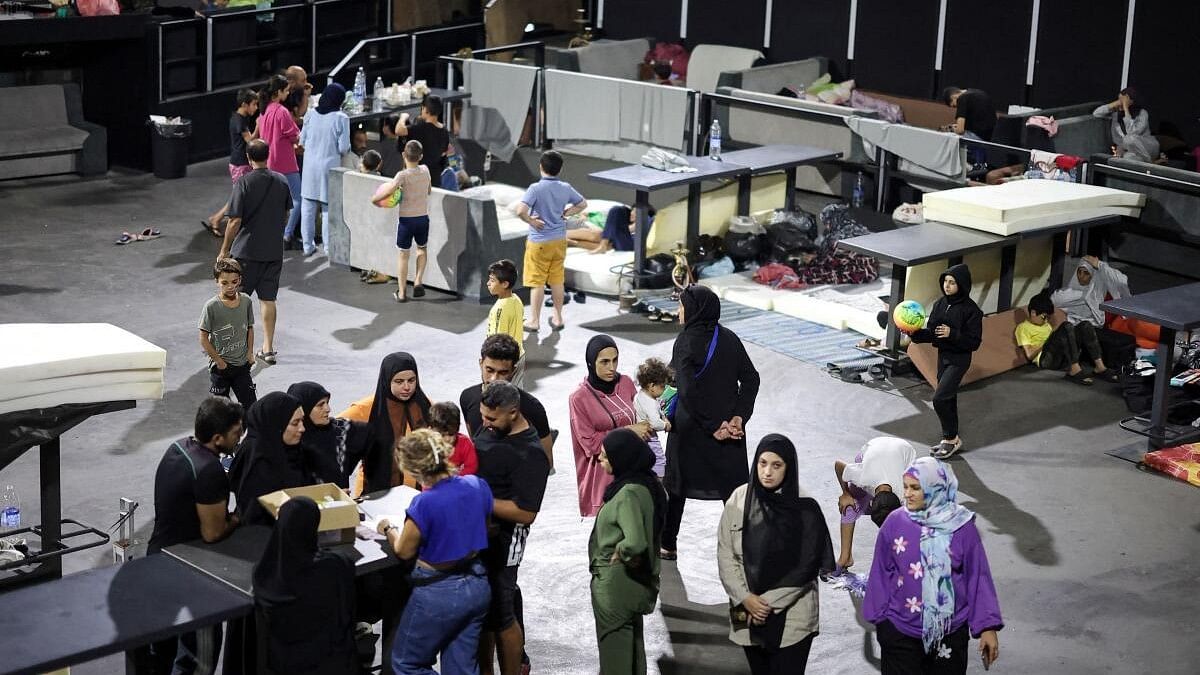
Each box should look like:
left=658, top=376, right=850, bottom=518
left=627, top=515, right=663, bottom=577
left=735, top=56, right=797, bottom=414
left=515, top=150, right=587, bottom=332
left=219, top=139, right=292, bottom=365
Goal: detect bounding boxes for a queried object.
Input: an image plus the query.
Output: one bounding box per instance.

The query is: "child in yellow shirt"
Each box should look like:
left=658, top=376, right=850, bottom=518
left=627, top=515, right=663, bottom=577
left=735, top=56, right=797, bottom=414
left=486, top=259, right=526, bottom=387
left=1015, top=292, right=1100, bottom=386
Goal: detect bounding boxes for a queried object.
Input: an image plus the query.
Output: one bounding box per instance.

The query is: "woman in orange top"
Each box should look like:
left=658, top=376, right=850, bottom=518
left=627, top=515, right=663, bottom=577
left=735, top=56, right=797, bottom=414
left=343, top=352, right=432, bottom=494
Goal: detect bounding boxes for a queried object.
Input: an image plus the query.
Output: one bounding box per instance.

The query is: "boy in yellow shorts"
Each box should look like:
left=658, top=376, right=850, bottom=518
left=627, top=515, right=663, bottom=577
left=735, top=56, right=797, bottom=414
left=515, top=150, right=587, bottom=332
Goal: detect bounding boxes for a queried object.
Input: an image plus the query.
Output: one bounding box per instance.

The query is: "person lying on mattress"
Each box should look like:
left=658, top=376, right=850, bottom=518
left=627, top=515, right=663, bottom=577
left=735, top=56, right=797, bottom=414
left=567, top=205, right=654, bottom=254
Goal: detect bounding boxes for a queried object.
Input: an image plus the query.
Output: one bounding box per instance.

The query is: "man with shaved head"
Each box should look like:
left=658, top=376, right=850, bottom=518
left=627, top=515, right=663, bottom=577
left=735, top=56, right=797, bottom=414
left=283, top=65, right=311, bottom=125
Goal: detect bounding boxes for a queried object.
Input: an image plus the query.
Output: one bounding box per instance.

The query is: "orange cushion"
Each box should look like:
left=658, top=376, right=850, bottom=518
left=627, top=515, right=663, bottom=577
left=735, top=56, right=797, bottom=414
left=1106, top=316, right=1160, bottom=350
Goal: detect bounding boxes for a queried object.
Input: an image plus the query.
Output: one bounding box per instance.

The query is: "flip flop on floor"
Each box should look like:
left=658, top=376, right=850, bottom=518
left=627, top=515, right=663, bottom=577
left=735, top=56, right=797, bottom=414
left=114, top=232, right=135, bottom=245
left=1094, top=369, right=1120, bottom=383
left=138, top=228, right=162, bottom=241
left=523, top=322, right=540, bottom=332
left=201, top=220, right=222, bottom=238
left=1064, top=371, right=1094, bottom=386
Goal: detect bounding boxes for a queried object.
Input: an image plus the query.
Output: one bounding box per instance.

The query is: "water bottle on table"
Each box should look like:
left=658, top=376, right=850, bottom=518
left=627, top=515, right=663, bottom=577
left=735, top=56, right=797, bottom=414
left=1, top=484, right=19, bottom=530
left=373, top=77, right=385, bottom=112
left=852, top=171, right=866, bottom=208
left=708, top=119, right=722, bottom=161
left=354, top=67, right=367, bottom=111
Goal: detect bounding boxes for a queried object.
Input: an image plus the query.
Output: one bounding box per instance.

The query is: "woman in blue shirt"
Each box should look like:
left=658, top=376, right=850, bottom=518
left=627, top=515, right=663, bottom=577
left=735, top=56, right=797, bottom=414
left=376, top=428, right=493, bottom=675
left=299, top=83, right=351, bottom=256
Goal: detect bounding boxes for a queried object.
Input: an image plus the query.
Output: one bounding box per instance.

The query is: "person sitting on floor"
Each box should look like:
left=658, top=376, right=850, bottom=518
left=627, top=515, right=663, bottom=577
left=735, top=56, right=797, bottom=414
left=1050, top=256, right=1126, bottom=381
left=1016, top=291, right=1110, bottom=386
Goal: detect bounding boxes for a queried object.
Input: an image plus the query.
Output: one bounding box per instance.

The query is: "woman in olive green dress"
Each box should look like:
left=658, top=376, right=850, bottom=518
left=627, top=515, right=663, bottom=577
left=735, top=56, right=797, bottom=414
left=588, top=428, right=668, bottom=674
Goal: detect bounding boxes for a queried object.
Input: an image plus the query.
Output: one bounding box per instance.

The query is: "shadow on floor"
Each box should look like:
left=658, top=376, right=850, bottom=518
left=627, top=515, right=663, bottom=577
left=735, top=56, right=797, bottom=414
left=113, top=367, right=217, bottom=456
left=0, top=284, right=61, bottom=296
left=579, top=313, right=680, bottom=347
left=654, top=560, right=748, bottom=675
left=953, top=457, right=1061, bottom=566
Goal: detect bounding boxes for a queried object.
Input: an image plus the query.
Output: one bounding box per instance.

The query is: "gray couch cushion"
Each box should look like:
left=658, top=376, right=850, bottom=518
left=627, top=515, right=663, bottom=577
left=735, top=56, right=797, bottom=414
left=0, top=85, right=70, bottom=131
left=1051, top=116, right=1110, bottom=158
left=556, top=38, right=651, bottom=81
left=717, top=57, right=829, bottom=95
left=0, top=126, right=89, bottom=157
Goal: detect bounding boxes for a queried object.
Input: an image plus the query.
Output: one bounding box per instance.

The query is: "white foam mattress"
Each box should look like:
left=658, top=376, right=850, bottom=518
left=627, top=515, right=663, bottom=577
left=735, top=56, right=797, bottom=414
left=923, top=204, right=1142, bottom=236
left=922, top=180, right=1146, bottom=222
left=564, top=248, right=635, bottom=296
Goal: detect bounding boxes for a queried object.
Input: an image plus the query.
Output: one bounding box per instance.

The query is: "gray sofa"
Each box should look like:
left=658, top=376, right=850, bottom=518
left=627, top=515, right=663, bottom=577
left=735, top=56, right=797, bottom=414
left=327, top=168, right=528, bottom=302
left=0, top=83, right=106, bottom=180
left=716, top=57, right=829, bottom=95
left=993, top=101, right=1109, bottom=157
left=549, top=38, right=652, bottom=81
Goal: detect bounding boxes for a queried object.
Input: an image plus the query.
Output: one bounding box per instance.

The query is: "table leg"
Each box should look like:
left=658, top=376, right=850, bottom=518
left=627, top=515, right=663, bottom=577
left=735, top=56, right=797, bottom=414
left=997, top=244, right=1016, bottom=311
left=41, top=437, right=62, bottom=581
left=686, top=183, right=701, bottom=255
left=1050, top=231, right=1068, bottom=290
left=1148, top=328, right=1177, bottom=448
left=784, top=168, right=797, bottom=212
left=736, top=174, right=751, bottom=216
left=884, top=265, right=908, bottom=357
left=633, top=190, right=651, bottom=289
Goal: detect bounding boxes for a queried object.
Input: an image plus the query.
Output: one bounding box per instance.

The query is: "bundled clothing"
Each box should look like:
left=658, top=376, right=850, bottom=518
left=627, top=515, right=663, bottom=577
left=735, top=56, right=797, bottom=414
left=363, top=352, right=431, bottom=493
left=662, top=286, right=760, bottom=552
left=569, top=335, right=640, bottom=517
left=286, top=381, right=371, bottom=489
left=1050, top=258, right=1130, bottom=327
left=252, top=497, right=357, bottom=675
left=588, top=430, right=666, bottom=675
left=229, top=392, right=312, bottom=526
left=717, top=435, right=834, bottom=675
left=794, top=204, right=879, bottom=286
left=910, top=265, right=983, bottom=441
left=864, top=458, right=1002, bottom=673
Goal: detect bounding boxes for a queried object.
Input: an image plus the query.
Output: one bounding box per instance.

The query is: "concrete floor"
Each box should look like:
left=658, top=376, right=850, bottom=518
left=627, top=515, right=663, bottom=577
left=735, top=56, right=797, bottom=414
left=0, top=161, right=1196, bottom=674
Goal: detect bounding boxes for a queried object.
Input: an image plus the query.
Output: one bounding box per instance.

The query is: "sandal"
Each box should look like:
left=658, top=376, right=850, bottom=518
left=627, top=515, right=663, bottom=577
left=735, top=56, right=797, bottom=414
left=658, top=549, right=677, bottom=561
left=1064, top=371, right=1094, bottom=386
left=931, top=439, right=963, bottom=460
left=412, top=284, right=426, bottom=298
left=201, top=220, right=223, bottom=238
left=523, top=322, right=540, bottom=332
left=114, top=232, right=135, bottom=245
left=255, top=350, right=277, bottom=365
left=393, top=290, right=407, bottom=303
left=1094, top=369, right=1120, bottom=383
left=548, top=318, right=565, bottom=331
left=364, top=271, right=390, bottom=285
left=857, top=337, right=881, bottom=349
left=138, top=228, right=162, bottom=241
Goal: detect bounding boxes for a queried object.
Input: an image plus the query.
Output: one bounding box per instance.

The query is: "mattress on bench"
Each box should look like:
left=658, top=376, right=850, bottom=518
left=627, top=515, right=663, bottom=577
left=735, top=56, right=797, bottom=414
left=922, top=180, right=1145, bottom=236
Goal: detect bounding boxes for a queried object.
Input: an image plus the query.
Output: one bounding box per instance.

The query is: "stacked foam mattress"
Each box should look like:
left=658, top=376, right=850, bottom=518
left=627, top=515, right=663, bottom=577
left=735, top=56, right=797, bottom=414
left=0, top=324, right=166, bottom=415
left=922, top=180, right=1146, bottom=236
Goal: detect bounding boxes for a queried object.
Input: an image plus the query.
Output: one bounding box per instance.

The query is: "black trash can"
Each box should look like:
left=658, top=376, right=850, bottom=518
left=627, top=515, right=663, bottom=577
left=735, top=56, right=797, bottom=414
left=151, top=119, right=192, bottom=179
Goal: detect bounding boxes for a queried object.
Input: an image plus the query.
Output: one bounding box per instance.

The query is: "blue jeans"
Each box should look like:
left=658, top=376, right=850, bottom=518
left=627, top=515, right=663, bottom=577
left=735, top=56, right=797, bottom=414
left=300, top=197, right=328, bottom=255
left=391, top=562, right=491, bottom=675
left=282, top=171, right=302, bottom=241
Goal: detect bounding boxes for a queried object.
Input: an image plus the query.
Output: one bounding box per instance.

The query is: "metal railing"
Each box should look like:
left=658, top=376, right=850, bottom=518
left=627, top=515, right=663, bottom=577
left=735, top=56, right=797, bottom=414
left=438, top=41, right=547, bottom=147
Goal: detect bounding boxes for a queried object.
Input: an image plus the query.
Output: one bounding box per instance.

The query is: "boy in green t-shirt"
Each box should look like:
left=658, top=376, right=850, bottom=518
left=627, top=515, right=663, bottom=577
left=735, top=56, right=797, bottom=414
left=1016, top=292, right=1099, bottom=386
left=199, top=258, right=258, bottom=405
left=486, top=259, right=526, bottom=387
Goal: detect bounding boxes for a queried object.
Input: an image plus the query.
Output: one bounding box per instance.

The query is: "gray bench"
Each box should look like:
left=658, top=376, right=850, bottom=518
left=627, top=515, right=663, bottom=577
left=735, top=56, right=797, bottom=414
left=0, top=83, right=107, bottom=180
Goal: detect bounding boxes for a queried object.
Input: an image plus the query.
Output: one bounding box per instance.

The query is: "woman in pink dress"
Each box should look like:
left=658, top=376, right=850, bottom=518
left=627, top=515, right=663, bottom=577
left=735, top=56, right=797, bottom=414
left=569, top=335, right=651, bottom=517
left=257, top=75, right=303, bottom=247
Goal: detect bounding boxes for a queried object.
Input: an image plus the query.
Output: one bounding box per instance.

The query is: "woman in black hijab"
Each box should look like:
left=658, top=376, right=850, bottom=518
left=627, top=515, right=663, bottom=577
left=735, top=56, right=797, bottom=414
left=661, top=285, right=760, bottom=559
left=363, top=352, right=431, bottom=492
left=716, top=434, right=834, bottom=674
left=588, top=429, right=667, bottom=674
left=287, top=381, right=372, bottom=489
left=230, top=391, right=310, bottom=526
left=252, top=496, right=357, bottom=675
left=568, top=334, right=646, bottom=517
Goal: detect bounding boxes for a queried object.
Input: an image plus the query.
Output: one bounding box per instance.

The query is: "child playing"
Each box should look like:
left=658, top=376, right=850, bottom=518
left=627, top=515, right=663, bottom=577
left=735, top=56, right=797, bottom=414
left=486, top=259, right=526, bottom=387
left=428, top=401, right=477, bottom=476
left=1016, top=291, right=1108, bottom=386
left=833, top=436, right=915, bottom=570
left=907, top=264, right=982, bottom=459
left=634, top=357, right=672, bottom=478
left=359, top=149, right=382, bottom=175
left=372, top=140, right=431, bottom=303
left=515, top=150, right=588, bottom=332
left=205, top=88, right=259, bottom=237
left=199, top=258, right=257, bottom=406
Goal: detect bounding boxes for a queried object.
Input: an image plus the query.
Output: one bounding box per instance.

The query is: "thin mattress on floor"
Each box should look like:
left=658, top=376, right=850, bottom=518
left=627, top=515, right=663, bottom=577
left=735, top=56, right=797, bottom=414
left=700, top=271, right=887, bottom=338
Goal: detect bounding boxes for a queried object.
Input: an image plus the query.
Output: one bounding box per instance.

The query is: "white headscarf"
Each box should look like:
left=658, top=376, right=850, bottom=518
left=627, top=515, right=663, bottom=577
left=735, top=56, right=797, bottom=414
left=1050, top=258, right=1130, bottom=326
left=842, top=436, right=917, bottom=493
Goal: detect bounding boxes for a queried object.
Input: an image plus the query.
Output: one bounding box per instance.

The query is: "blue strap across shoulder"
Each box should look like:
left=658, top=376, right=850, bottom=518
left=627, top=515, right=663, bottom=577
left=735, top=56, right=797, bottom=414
left=695, top=326, right=720, bottom=379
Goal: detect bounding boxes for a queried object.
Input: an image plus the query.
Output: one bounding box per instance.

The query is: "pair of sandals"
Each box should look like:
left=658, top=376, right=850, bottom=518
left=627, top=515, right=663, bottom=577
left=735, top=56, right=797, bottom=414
left=114, top=228, right=162, bottom=245
left=524, top=317, right=565, bottom=332
left=393, top=285, right=426, bottom=303
left=255, top=349, right=277, bottom=365
left=931, top=438, right=963, bottom=460
left=1064, top=368, right=1119, bottom=387
left=360, top=269, right=390, bottom=285
left=646, top=310, right=676, bottom=323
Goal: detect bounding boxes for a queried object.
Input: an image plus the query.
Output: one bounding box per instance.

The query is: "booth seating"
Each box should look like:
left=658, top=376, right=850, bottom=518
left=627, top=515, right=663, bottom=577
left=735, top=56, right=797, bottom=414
left=686, top=44, right=763, bottom=94
left=327, top=168, right=529, bottom=303
left=716, top=57, right=829, bottom=96
left=856, top=90, right=956, bottom=130
left=907, top=307, right=1067, bottom=388
left=550, top=38, right=652, bottom=80
left=993, top=101, right=1109, bottom=157
left=0, top=84, right=107, bottom=180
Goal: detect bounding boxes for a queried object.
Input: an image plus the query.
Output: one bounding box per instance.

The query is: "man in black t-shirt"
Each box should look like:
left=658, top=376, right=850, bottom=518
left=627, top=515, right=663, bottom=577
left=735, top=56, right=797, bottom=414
left=396, top=95, right=451, bottom=179
left=460, top=334, right=555, bottom=470
left=147, top=397, right=242, bottom=675
left=941, top=86, right=997, bottom=142
left=473, top=381, right=550, bottom=675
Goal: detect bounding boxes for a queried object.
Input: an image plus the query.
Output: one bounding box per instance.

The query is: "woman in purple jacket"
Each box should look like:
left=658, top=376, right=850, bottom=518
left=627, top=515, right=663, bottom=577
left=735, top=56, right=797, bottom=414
left=864, top=457, right=1002, bottom=673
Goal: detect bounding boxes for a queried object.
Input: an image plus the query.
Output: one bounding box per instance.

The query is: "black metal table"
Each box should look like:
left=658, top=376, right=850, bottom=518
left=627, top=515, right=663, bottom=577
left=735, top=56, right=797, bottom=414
left=0, top=554, right=251, bottom=675
left=994, top=214, right=1123, bottom=311
left=347, top=88, right=471, bottom=126
left=720, top=144, right=842, bottom=215
left=588, top=156, right=749, bottom=287
left=1102, top=282, right=1200, bottom=448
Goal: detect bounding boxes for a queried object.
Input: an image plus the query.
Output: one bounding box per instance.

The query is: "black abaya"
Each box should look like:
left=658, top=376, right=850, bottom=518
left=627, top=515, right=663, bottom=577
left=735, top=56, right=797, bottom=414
left=229, top=392, right=311, bottom=526
left=287, top=381, right=372, bottom=487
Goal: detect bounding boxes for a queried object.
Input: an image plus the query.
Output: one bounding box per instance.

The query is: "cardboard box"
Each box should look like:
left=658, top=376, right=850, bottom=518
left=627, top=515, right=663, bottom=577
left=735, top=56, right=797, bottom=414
left=258, top=484, right=359, bottom=545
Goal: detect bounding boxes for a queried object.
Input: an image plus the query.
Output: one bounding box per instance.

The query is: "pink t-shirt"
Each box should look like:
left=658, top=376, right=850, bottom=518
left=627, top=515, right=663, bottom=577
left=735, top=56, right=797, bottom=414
left=258, top=101, right=300, bottom=175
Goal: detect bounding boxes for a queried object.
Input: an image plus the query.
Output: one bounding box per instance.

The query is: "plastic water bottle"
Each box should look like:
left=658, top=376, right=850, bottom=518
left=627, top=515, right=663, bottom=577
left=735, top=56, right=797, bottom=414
left=1, top=485, right=19, bottom=531
left=353, top=67, right=367, bottom=111
left=852, top=171, right=866, bottom=208
left=372, top=77, right=385, bottom=112
left=708, top=119, right=722, bottom=161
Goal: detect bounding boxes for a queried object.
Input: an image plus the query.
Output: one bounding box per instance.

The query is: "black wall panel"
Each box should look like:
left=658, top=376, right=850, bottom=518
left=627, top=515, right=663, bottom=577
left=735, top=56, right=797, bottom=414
left=686, top=0, right=766, bottom=50
left=1030, top=0, right=1125, bottom=108
left=601, top=0, right=681, bottom=43
left=940, top=0, right=1033, bottom=108
left=1128, top=1, right=1200, bottom=146
left=769, top=0, right=852, bottom=79
left=851, top=0, right=940, bottom=97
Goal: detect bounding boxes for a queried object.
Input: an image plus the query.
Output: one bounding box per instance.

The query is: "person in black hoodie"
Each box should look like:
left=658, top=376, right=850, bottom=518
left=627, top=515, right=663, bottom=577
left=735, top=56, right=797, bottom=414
left=907, top=264, right=982, bottom=459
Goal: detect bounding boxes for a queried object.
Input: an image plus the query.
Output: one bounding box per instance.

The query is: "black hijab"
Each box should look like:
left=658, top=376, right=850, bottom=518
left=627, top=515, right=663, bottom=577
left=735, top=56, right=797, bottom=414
left=253, top=496, right=320, bottom=604
left=677, top=285, right=722, bottom=361
left=365, top=352, right=431, bottom=492
left=316, top=83, right=346, bottom=115
left=601, top=429, right=667, bottom=540
left=230, top=392, right=309, bottom=524
left=742, top=434, right=834, bottom=647
left=287, top=381, right=337, bottom=484
left=585, top=334, right=620, bottom=395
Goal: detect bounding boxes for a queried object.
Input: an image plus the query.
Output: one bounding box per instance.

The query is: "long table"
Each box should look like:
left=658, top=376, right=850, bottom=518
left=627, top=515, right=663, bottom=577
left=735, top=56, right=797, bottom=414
left=721, top=144, right=842, bottom=215
left=1102, top=282, right=1200, bottom=448
left=0, top=554, right=251, bottom=675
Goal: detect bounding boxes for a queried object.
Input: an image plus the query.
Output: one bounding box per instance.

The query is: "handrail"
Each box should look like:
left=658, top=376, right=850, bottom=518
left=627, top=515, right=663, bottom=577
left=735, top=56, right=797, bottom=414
left=407, top=21, right=485, bottom=81
left=328, top=32, right=412, bottom=81
left=437, top=40, right=545, bottom=91
left=1089, top=161, right=1200, bottom=195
